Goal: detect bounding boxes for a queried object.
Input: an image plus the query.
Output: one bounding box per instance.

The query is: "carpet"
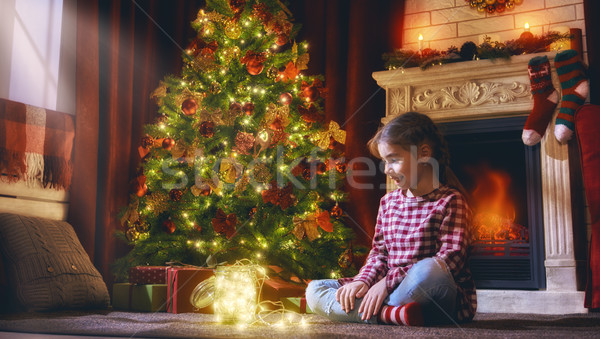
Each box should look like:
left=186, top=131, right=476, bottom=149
left=1, top=311, right=600, bottom=338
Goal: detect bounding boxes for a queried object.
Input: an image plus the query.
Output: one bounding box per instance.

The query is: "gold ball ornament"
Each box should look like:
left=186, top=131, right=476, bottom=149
left=162, top=138, right=175, bottom=150
left=225, top=21, right=242, bottom=39
left=505, top=1, right=515, bottom=9
left=485, top=0, right=495, bottom=5
left=470, top=0, right=478, bottom=8
left=125, top=228, right=140, bottom=241
left=477, top=3, right=486, bottom=12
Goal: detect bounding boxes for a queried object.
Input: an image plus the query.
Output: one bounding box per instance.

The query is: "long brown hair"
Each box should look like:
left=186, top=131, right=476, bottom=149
left=367, top=112, right=469, bottom=199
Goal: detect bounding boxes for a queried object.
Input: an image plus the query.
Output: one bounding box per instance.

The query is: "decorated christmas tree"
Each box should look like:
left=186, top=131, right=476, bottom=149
left=113, top=0, right=359, bottom=282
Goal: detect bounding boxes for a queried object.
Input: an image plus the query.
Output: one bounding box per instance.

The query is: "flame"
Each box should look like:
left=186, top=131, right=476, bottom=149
left=469, top=165, right=529, bottom=248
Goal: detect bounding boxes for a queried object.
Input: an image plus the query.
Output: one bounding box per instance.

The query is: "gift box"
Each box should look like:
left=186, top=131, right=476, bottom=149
left=280, top=297, right=312, bottom=314
left=167, top=267, right=214, bottom=314
left=260, top=277, right=306, bottom=302
left=113, top=283, right=167, bottom=312
left=129, top=266, right=168, bottom=284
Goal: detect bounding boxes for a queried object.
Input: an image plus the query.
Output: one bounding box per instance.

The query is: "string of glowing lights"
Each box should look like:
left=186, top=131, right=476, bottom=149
left=190, top=259, right=308, bottom=328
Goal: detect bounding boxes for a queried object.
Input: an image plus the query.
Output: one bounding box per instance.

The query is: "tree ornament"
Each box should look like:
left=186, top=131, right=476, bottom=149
left=298, top=104, right=324, bottom=124
left=314, top=121, right=346, bottom=150
left=486, top=4, right=495, bottom=13
left=497, top=0, right=505, bottom=3
left=279, top=92, right=293, bottom=105
left=233, top=131, right=255, bottom=155
left=302, top=86, right=319, bottom=102
left=219, top=158, right=243, bottom=184
left=240, top=50, right=267, bottom=75
left=252, top=3, right=272, bottom=25
left=193, top=222, right=202, bottom=232
left=209, top=81, right=222, bottom=94
left=156, top=113, right=168, bottom=124
left=234, top=174, right=249, bottom=193
left=169, top=188, right=183, bottom=202
left=316, top=162, right=327, bottom=175
left=225, top=21, right=242, bottom=39
left=338, top=246, right=353, bottom=269
left=222, top=46, right=241, bottom=63
left=126, top=228, right=140, bottom=242
left=495, top=3, right=505, bottom=12
left=146, top=191, right=169, bottom=215
left=199, top=121, right=215, bottom=138
left=133, top=220, right=149, bottom=233
left=505, top=1, right=515, bottom=9
left=212, top=208, right=237, bottom=239
left=201, top=184, right=212, bottom=196
left=261, top=181, right=295, bottom=210
left=141, top=135, right=154, bottom=149
left=228, top=0, right=246, bottom=15
left=266, top=67, right=278, bottom=79
left=276, top=61, right=300, bottom=82
left=485, top=0, right=495, bottom=5
left=331, top=204, right=343, bottom=218
left=477, top=3, right=486, bottom=11
left=181, top=98, right=199, bottom=116
left=249, top=207, right=257, bottom=218
left=514, top=0, right=523, bottom=4
left=162, top=138, right=176, bottom=150
left=276, top=34, right=288, bottom=46
left=291, top=215, right=320, bottom=241
left=336, top=161, right=348, bottom=173
left=162, top=219, right=176, bottom=234
left=252, top=163, right=272, bottom=183
left=150, top=81, right=168, bottom=105
left=302, top=168, right=312, bottom=181
left=131, top=175, right=148, bottom=197
left=300, top=79, right=326, bottom=102
left=242, top=102, right=254, bottom=115
left=469, top=0, right=478, bottom=7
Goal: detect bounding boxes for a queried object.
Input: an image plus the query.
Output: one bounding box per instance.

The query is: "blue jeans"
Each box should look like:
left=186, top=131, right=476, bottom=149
left=305, top=258, right=457, bottom=325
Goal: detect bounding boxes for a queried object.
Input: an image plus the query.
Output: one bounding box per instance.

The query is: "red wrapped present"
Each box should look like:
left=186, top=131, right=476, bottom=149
left=260, top=277, right=306, bottom=302
left=129, top=266, right=168, bottom=285
left=167, top=267, right=214, bottom=313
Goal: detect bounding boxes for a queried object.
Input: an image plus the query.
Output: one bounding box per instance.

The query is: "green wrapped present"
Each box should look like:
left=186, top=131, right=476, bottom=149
left=113, top=283, right=167, bottom=312
left=280, top=297, right=312, bottom=314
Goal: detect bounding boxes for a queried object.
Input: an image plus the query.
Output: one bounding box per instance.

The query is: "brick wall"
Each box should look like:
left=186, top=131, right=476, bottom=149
left=402, top=0, right=587, bottom=59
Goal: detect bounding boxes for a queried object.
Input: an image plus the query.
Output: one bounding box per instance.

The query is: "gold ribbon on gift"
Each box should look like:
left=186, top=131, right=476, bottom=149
left=314, top=121, right=346, bottom=149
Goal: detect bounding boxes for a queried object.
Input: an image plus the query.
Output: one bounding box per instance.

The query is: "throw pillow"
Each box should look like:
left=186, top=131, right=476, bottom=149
left=0, top=213, right=109, bottom=311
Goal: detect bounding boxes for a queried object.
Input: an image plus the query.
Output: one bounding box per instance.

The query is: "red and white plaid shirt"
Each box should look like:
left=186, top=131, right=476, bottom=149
left=339, top=185, right=477, bottom=321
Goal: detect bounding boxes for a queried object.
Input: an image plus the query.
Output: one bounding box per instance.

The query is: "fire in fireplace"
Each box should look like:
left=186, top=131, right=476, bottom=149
left=441, top=116, right=546, bottom=289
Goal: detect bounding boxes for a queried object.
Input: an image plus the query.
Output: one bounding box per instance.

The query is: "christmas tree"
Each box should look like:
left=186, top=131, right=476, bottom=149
left=113, top=0, right=359, bottom=282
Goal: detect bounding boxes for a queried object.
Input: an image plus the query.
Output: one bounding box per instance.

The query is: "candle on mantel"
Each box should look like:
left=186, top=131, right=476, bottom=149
left=418, top=34, right=423, bottom=54
left=520, top=22, right=534, bottom=40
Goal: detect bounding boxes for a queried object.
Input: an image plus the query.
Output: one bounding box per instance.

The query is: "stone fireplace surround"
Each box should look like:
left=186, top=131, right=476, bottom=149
left=372, top=52, right=587, bottom=314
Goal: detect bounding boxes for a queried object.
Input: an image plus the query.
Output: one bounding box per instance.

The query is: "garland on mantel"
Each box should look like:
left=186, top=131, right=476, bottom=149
left=383, top=31, right=572, bottom=71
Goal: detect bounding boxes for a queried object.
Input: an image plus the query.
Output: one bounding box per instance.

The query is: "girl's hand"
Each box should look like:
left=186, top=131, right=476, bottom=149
left=358, top=278, right=388, bottom=321
left=335, top=281, right=368, bottom=313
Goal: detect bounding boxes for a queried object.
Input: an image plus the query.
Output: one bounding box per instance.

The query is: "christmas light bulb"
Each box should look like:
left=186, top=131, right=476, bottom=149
left=183, top=213, right=188, bottom=218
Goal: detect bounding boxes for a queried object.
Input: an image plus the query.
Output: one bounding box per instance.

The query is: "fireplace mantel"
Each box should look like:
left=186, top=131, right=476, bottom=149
left=373, top=52, right=587, bottom=314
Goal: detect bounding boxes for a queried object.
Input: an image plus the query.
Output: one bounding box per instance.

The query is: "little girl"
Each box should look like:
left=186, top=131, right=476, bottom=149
left=306, top=112, right=476, bottom=326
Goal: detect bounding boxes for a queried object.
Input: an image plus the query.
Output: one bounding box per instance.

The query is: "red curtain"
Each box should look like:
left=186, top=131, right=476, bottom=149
left=292, top=0, right=405, bottom=250
left=70, top=0, right=404, bottom=286
left=69, top=0, right=202, bottom=286
left=583, top=0, right=600, bottom=310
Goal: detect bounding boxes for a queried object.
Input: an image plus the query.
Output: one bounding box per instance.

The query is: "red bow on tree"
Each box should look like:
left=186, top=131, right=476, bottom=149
left=212, top=208, right=237, bottom=239
left=276, top=61, right=300, bottom=82
left=297, top=104, right=324, bottom=124
left=188, top=38, right=218, bottom=57
left=261, top=181, right=295, bottom=210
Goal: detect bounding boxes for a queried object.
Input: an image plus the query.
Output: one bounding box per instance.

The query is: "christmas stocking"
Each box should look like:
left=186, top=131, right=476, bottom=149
left=522, top=55, right=558, bottom=146
left=554, top=49, right=589, bottom=143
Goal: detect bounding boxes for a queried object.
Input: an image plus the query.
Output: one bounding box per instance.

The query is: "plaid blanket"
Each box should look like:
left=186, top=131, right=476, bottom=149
left=0, top=98, right=75, bottom=190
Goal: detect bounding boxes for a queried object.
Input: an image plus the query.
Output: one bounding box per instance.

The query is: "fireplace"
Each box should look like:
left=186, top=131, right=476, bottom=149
left=440, top=116, right=545, bottom=290
left=373, top=52, right=587, bottom=314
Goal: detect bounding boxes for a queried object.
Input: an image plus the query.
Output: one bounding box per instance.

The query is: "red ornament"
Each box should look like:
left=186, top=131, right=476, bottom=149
left=229, top=102, right=242, bottom=115
left=156, top=114, right=167, bottom=124
left=486, top=4, right=495, bottom=13
left=336, top=161, right=348, bottom=173
left=495, top=3, right=505, bottom=12
left=162, top=219, right=176, bottom=234
left=279, top=92, right=293, bottom=105
left=302, top=168, right=312, bottom=181
left=162, top=138, right=175, bottom=150
left=496, top=0, right=505, bottom=3
left=249, top=207, right=257, bottom=218
left=242, top=102, right=255, bottom=115
left=199, top=121, right=215, bottom=138
left=331, top=205, right=343, bottom=218
left=169, top=189, right=183, bottom=202
left=252, top=3, right=272, bottom=24
left=193, top=223, right=202, bottom=232
left=298, top=104, right=324, bottom=124
left=201, top=185, right=211, bottom=196
left=246, top=60, right=264, bottom=75
left=302, top=86, right=319, bottom=102
left=181, top=98, right=198, bottom=116
left=276, top=34, right=288, bottom=46
left=261, top=181, right=295, bottom=210
left=316, top=162, right=327, bottom=175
